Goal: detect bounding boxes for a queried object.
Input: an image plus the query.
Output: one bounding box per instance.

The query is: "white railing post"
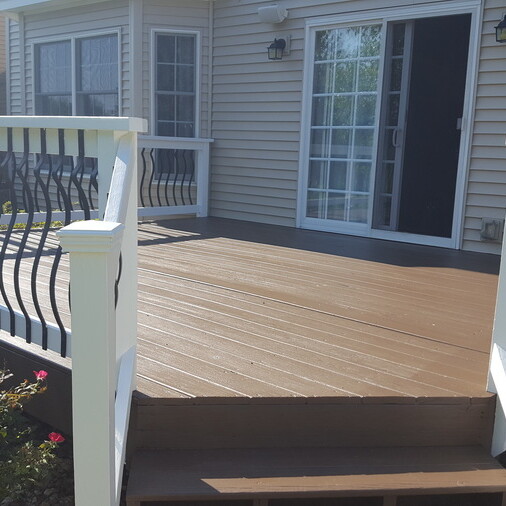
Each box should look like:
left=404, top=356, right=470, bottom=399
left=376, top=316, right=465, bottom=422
left=488, top=212, right=506, bottom=455
left=57, top=221, right=124, bottom=506
left=112, top=131, right=138, bottom=372
left=196, top=141, right=210, bottom=217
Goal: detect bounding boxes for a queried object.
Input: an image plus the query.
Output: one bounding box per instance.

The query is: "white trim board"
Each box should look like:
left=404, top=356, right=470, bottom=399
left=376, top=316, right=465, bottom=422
left=297, top=0, right=482, bottom=250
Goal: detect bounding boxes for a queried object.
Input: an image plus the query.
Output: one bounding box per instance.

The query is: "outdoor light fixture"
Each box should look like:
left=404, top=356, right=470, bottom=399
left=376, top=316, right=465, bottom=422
left=268, top=38, right=286, bottom=60
left=496, top=15, right=506, bottom=42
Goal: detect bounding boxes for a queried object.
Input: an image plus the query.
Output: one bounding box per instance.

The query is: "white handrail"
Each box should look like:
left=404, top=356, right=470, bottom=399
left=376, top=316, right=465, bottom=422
left=488, top=210, right=506, bottom=456
left=105, top=134, right=137, bottom=225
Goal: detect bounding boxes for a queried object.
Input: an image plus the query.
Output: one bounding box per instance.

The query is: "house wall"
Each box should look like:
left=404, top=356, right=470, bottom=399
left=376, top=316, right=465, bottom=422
left=211, top=0, right=506, bottom=254
left=7, top=17, right=21, bottom=114
left=465, top=2, right=506, bottom=254
left=0, top=17, right=7, bottom=115
left=6, top=0, right=211, bottom=132
left=142, top=0, right=210, bottom=137
left=4, top=0, right=506, bottom=253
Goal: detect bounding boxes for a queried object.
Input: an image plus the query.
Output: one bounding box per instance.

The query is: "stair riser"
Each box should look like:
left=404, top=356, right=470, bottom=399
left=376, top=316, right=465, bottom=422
left=132, top=400, right=495, bottom=450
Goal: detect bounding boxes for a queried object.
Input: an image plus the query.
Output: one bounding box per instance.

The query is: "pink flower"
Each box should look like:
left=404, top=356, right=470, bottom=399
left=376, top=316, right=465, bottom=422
left=48, top=432, right=65, bottom=443
left=33, top=370, right=48, bottom=381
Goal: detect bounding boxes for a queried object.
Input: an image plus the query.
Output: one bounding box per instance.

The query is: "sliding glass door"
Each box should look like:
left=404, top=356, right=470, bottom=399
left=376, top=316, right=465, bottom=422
left=301, top=10, right=473, bottom=246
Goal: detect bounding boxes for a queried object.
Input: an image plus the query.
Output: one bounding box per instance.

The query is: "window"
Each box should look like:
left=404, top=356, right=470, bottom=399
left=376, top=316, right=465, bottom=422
left=35, top=33, right=119, bottom=116
left=154, top=33, right=196, bottom=137
left=77, top=35, right=119, bottom=116
left=35, top=41, right=72, bottom=115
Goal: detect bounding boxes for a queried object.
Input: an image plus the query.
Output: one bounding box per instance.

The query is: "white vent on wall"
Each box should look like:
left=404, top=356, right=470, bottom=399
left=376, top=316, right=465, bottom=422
left=481, top=218, right=504, bottom=242
left=258, top=5, right=288, bottom=24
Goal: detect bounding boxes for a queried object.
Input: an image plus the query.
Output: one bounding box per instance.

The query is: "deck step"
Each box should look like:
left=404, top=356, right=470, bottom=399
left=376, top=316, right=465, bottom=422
left=126, top=445, right=506, bottom=505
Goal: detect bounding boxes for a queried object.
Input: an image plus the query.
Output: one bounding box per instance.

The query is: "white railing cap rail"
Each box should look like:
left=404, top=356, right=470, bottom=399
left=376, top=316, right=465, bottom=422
left=0, top=116, right=147, bottom=132
left=139, top=135, right=213, bottom=151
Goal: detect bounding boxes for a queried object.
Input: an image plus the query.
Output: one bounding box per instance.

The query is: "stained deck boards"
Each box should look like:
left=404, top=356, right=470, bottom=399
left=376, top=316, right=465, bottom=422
left=135, top=218, right=499, bottom=400
left=0, top=217, right=500, bottom=401
left=126, top=446, right=506, bottom=503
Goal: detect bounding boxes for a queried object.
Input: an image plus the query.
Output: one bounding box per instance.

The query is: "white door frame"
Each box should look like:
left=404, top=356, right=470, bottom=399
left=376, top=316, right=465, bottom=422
left=296, top=0, right=483, bottom=249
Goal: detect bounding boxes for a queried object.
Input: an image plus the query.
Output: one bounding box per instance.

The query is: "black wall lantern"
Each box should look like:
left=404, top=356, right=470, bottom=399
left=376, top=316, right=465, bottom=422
left=496, top=15, right=506, bottom=43
left=268, top=38, right=286, bottom=60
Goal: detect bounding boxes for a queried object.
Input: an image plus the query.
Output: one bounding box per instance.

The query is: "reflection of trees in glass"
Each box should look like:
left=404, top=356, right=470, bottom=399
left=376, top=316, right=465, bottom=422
left=315, top=30, right=336, bottom=61
left=335, top=27, right=360, bottom=59
left=360, top=25, right=381, bottom=57
left=309, top=24, right=382, bottom=224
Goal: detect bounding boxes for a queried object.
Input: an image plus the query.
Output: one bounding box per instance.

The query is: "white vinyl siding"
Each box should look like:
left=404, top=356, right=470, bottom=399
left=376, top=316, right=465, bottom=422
left=463, top=2, right=506, bottom=254
left=0, top=17, right=7, bottom=115
left=8, top=17, right=21, bottom=114
left=142, top=0, right=209, bottom=136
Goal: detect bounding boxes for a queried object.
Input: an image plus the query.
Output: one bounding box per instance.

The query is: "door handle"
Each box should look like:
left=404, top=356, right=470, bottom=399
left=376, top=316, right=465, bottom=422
left=391, top=128, right=402, bottom=148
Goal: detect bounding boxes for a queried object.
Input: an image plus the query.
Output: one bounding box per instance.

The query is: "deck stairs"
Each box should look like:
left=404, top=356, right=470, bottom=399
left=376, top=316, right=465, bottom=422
left=125, top=394, right=506, bottom=506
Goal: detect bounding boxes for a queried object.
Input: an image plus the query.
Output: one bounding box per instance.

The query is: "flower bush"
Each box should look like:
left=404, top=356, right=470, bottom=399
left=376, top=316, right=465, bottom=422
left=0, top=369, right=73, bottom=505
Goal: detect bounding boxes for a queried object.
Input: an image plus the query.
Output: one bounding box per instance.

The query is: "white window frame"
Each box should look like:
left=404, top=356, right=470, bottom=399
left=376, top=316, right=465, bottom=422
left=150, top=28, right=201, bottom=138
left=297, top=0, right=482, bottom=249
left=31, top=28, right=122, bottom=116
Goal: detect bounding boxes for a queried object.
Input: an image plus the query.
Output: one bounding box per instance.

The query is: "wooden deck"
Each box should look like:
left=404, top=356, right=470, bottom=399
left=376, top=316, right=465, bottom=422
left=2, top=217, right=505, bottom=503
left=134, top=217, right=499, bottom=401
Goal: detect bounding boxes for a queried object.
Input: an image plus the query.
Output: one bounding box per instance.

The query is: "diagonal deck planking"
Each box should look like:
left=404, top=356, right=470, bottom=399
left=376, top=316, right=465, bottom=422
left=134, top=217, right=499, bottom=401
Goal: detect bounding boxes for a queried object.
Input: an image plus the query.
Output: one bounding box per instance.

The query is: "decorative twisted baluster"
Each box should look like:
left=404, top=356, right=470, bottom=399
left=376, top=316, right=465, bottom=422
left=13, top=129, right=36, bottom=342
left=49, top=130, right=72, bottom=356
left=0, top=129, right=17, bottom=335
left=30, top=129, right=52, bottom=349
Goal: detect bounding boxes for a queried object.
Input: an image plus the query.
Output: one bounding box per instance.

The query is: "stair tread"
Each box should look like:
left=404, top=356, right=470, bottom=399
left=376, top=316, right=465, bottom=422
left=126, top=445, right=506, bottom=501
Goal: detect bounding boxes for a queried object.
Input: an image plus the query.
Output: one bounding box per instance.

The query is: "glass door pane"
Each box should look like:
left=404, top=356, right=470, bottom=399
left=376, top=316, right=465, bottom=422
left=307, top=24, right=382, bottom=224
left=373, top=22, right=413, bottom=230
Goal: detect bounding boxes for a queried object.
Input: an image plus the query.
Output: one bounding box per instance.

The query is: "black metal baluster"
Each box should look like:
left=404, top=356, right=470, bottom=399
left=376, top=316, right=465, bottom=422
left=187, top=151, right=195, bottom=205
left=67, top=157, right=74, bottom=211
left=55, top=156, right=63, bottom=211
left=33, top=175, right=41, bottom=212
left=172, top=149, right=180, bottom=206
left=155, top=150, right=163, bottom=207
left=31, top=130, right=51, bottom=349
left=0, top=129, right=18, bottom=335
left=49, top=130, right=71, bottom=357
left=115, top=252, right=122, bottom=308
left=163, top=149, right=172, bottom=206
left=179, top=150, right=188, bottom=206
left=13, top=129, right=35, bottom=343
left=45, top=156, right=53, bottom=213
left=139, top=148, right=147, bottom=208
left=88, top=158, right=98, bottom=210
left=21, top=151, right=29, bottom=213
left=70, top=131, right=90, bottom=220
left=148, top=148, right=155, bottom=207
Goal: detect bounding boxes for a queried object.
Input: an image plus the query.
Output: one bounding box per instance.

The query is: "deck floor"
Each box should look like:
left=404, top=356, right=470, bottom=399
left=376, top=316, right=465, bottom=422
left=134, top=218, right=500, bottom=401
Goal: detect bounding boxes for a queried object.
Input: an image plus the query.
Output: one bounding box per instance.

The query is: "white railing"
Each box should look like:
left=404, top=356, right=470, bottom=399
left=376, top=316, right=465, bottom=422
left=56, top=117, right=146, bottom=505
left=137, top=135, right=212, bottom=219
left=488, top=217, right=506, bottom=456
